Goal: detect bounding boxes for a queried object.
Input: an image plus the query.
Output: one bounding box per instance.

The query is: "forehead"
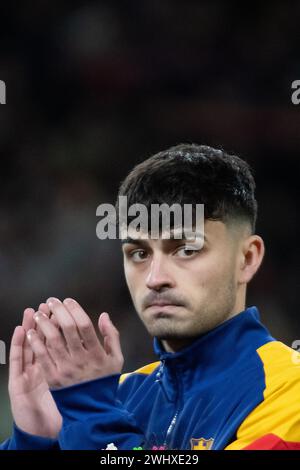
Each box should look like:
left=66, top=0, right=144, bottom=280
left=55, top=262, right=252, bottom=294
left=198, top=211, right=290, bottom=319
left=121, top=226, right=201, bottom=239
left=120, top=221, right=228, bottom=247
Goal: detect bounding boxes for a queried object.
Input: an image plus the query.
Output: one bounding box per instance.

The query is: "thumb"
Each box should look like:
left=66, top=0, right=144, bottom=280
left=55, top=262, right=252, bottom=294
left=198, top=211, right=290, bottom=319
left=98, top=312, right=123, bottom=360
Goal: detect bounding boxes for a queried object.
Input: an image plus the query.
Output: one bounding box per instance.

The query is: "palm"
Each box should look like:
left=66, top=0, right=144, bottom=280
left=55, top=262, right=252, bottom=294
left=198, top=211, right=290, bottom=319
left=9, top=313, right=62, bottom=439
left=13, top=362, right=45, bottom=395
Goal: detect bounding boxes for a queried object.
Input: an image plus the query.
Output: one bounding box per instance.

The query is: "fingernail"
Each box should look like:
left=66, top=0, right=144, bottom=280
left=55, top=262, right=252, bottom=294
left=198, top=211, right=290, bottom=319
left=24, top=307, right=34, bottom=314
left=27, top=330, right=34, bottom=340
left=46, top=297, right=60, bottom=304
left=63, top=298, right=75, bottom=305
left=100, top=312, right=110, bottom=321
left=34, top=311, right=47, bottom=322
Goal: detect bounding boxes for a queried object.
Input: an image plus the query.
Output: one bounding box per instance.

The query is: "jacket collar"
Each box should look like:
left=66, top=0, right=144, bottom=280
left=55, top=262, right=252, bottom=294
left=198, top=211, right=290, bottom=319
left=153, top=306, right=275, bottom=400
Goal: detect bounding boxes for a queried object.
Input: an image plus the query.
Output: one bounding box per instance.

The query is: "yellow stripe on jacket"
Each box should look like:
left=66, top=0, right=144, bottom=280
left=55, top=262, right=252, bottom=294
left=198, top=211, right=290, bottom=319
left=119, top=361, right=161, bottom=384
left=225, top=341, right=300, bottom=449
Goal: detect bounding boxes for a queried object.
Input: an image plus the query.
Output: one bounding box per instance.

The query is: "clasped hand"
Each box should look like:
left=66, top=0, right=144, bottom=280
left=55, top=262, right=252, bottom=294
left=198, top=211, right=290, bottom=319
left=27, top=297, right=124, bottom=389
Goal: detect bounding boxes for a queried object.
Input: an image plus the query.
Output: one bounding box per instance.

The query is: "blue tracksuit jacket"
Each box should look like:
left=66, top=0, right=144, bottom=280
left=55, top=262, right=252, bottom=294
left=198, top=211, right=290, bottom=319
left=1, top=306, right=300, bottom=450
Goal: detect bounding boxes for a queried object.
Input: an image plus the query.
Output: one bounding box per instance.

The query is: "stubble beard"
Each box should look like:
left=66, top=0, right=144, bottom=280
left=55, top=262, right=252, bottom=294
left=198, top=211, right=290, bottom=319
left=140, top=277, right=237, bottom=341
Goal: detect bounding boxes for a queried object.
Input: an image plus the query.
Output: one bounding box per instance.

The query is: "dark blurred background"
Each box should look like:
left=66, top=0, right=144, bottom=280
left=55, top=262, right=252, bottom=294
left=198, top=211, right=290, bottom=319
left=0, top=1, right=299, bottom=439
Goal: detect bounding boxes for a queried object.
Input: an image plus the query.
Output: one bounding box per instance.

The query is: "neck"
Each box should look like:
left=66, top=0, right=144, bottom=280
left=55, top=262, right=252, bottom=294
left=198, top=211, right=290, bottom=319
left=161, top=300, right=247, bottom=353
left=161, top=338, right=196, bottom=353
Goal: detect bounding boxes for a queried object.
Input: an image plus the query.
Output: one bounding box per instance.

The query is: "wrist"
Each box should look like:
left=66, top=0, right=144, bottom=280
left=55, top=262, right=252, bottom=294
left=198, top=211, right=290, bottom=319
left=51, top=373, right=121, bottom=424
left=11, top=422, right=58, bottom=449
left=12, top=404, right=62, bottom=439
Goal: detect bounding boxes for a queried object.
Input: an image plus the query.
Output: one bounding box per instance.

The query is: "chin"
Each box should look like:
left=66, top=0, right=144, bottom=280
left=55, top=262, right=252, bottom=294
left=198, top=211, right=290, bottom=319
left=145, top=321, right=190, bottom=340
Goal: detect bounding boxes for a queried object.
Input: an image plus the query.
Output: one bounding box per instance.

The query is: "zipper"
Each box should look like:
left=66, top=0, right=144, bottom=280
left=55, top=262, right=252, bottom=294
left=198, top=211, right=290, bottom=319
left=163, top=366, right=183, bottom=448
left=163, top=411, right=179, bottom=446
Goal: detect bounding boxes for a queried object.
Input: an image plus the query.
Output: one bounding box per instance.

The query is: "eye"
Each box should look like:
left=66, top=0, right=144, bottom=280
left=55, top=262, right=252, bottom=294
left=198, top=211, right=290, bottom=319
left=175, top=246, right=200, bottom=258
left=129, top=249, right=149, bottom=263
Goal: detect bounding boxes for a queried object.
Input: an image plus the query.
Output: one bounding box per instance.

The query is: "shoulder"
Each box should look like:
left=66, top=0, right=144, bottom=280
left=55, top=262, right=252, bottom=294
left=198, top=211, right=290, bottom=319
left=225, top=341, right=300, bottom=449
left=256, top=340, right=300, bottom=389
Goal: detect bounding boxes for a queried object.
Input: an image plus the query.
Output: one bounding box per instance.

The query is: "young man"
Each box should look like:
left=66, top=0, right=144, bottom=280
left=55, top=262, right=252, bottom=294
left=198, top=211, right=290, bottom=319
left=1, top=144, right=300, bottom=450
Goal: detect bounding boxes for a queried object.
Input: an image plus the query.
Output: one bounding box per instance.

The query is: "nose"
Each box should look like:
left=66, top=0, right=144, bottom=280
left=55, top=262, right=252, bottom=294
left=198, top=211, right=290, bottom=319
left=146, top=254, right=175, bottom=291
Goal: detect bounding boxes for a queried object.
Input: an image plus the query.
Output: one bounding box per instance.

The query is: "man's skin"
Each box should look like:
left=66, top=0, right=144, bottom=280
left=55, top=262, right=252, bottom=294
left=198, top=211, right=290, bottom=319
left=9, top=305, right=62, bottom=438
left=122, top=220, right=264, bottom=352
left=8, top=220, right=264, bottom=439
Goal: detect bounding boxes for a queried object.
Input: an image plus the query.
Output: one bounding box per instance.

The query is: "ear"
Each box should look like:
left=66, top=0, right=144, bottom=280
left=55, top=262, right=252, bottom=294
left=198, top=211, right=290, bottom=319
left=238, top=235, right=265, bottom=284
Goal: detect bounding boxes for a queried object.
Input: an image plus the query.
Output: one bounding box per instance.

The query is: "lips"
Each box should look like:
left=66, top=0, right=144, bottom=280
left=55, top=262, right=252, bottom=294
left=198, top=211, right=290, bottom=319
left=143, top=293, right=186, bottom=311
left=146, top=301, right=182, bottom=308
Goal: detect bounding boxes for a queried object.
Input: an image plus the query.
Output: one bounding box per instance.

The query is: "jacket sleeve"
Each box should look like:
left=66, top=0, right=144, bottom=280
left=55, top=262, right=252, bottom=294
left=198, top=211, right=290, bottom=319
left=0, top=424, right=59, bottom=450
left=51, top=373, right=146, bottom=450
left=225, top=374, right=300, bottom=450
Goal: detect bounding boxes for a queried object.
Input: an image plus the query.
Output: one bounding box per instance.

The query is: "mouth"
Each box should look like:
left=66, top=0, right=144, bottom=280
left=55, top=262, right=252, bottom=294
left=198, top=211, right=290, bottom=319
left=146, top=303, right=183, bottom=311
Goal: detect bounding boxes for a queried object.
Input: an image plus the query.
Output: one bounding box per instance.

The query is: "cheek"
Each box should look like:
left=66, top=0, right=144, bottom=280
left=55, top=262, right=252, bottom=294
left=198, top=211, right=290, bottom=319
left=202, top=253, right=236, bottom=289
left=185, top=253, right=233, bottom=287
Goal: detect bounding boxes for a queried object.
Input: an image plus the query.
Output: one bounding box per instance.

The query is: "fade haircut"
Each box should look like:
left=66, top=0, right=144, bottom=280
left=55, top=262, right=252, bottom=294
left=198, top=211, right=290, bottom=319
left=116, top=143, right=257, bottom=234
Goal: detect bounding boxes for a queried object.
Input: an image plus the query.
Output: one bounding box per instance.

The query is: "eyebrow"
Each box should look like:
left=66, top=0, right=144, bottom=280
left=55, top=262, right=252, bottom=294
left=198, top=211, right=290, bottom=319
left=121, top=237, right=148, bottom=246
left=121, top=233, right=206, bottom=245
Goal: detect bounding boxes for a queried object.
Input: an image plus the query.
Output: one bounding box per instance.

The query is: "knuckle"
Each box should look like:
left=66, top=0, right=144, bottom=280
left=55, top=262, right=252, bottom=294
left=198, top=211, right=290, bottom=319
left=74, top=360, right=85, bottom=370
left=70, top=341, right=83, bottom=352
left=49, top=374, right=64, bottom=388
left=47, top=330, right=60, bottom=342
left=37, top=349, right=49, bottom=361
left=62, top=321, right=76, bottom=335
left=79, top=320, right=92, bottom=332
left=48, top=336, right=64, bottom=351
left=59, top=365, right=75, bottom=379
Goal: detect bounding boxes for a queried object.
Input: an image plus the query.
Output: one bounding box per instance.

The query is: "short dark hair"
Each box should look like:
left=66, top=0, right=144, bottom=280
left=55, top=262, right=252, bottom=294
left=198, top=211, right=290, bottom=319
left=117, top=143, right=257, bottom=233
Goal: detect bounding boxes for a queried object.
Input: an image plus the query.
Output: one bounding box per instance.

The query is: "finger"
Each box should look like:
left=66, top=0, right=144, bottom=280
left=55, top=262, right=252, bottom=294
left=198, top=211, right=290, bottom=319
left=38, top=302, right=66, bottom=356
left=38, top=303, right=50, bottom=315
left=36, top=322, right=46, bottom=342
left=33, top=311, right=69, bottom=363
left=9, top=326, right=25, bottom=378
left=38, top=302, right=57, bottom=332
left=22, top=308, right=35, bottom=331
left=34, top=318, right=65, bottom=366
left=34, top=307, right=47, bottom=345
left=38, top=303, right=51, bottom=317
left=21, top=307, right=44, bottom=366
left=38, top=302, right=60, bottom=330
left=22, top=308, right=35, bottom=366
left=98, top=312, right=123, bottom=360
left=62, top=298, right=102, bottom=351
left=26, top=329, right=57, bottom=377
left=39, top=303, right=59, bottom=326
left=46, top=298, right=85, bottom=355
